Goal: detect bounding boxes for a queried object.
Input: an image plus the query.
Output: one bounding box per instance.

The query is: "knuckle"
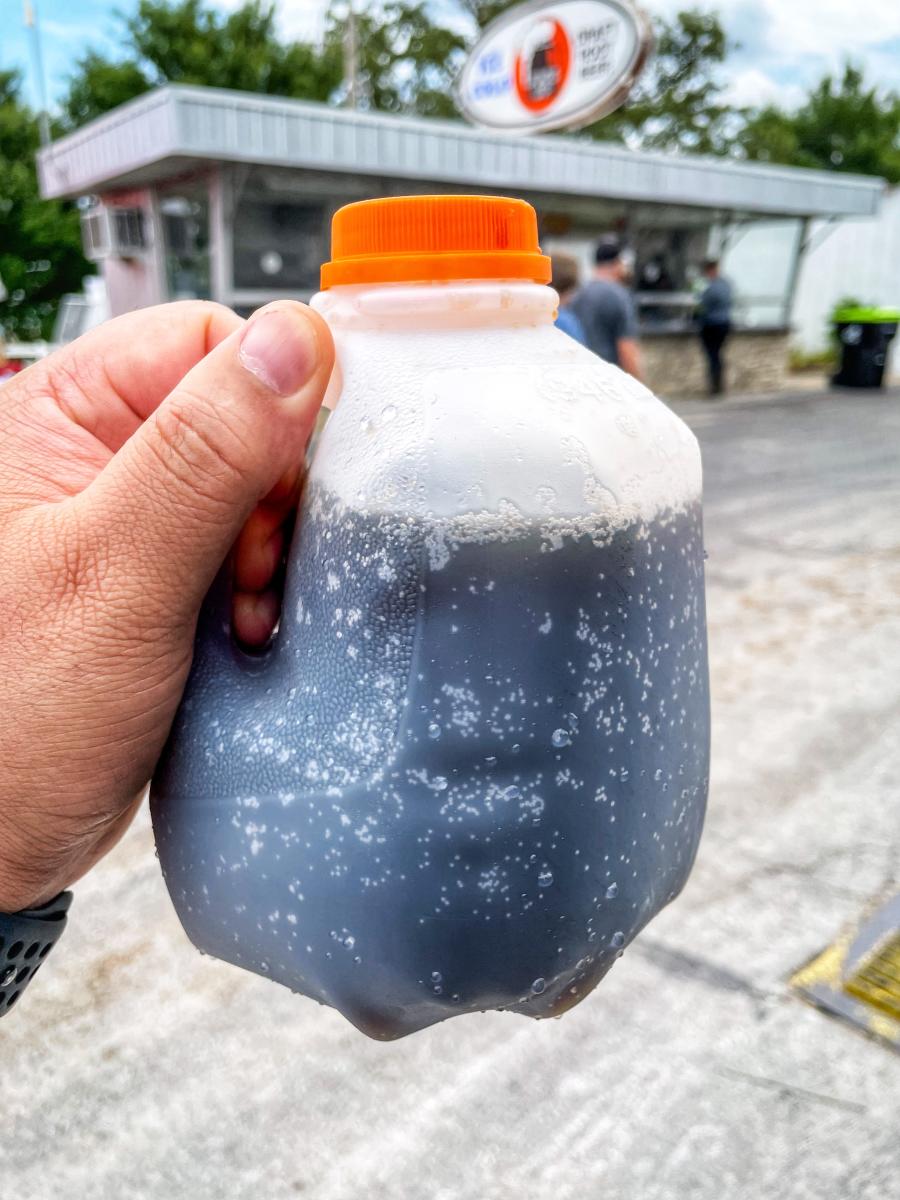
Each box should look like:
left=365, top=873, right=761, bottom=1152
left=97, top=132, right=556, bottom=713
left=152, top=389, right=256, bottom=505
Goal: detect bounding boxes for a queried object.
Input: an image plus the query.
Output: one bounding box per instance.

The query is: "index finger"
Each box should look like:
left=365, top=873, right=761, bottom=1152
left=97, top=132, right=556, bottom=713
left=39, top=300, right=244, bottom=453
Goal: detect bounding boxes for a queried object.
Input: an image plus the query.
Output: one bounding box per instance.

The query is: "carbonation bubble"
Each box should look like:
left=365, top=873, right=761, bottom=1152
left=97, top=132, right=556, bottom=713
left=502, top=785, right=521, bottom=801
left=551, top=729, right=572, bottom=748
left=531, top=978, right=546, bottom=995
left=431, top=971, right=442, bottom=983
left=537, top=869, right=554, bottom=888
left=427, top=723, right=442, bottom=740
left=381, top=404, right=398, bottom=423
left=433, top=776, right=448, bottom=791
left=611, top=931, right=625, bottom=948
left=606, top=883, right=619, bottom=899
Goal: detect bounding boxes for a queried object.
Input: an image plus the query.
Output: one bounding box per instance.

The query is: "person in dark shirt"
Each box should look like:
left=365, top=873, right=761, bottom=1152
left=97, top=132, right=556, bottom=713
left=550, top=253, right=587, bottom=345
left=697, top=259, right=734, bottom=396
left=569, top=235, right=642, bottom=380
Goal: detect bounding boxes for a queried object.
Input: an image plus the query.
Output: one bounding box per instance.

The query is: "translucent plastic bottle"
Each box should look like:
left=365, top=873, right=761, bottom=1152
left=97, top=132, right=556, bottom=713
left=151, top=195, right=710, bottom=1039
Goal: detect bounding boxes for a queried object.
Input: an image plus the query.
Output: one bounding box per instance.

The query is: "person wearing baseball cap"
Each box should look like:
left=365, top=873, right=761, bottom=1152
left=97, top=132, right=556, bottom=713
left=570, top=235, right=643, bottom=381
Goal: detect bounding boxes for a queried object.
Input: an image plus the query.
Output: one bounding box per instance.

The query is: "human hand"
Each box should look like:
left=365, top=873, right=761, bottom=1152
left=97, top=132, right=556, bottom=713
left=0, top=300, right=333, bottom=912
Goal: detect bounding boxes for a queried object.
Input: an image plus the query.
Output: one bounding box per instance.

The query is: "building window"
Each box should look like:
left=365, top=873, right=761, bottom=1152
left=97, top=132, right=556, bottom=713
left=160, top=186, right=211, bottom=301
left=80, top=205, right=147, bottom=261
left=231, top=169, right=327, bottom=293
left=111, top=208, right=146, bottom=254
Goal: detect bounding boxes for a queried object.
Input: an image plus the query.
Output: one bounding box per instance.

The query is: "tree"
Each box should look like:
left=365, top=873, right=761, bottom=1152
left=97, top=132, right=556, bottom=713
left=0, top=71, right=90, bottom=341
left=322, top=2, right=468, bottom=118
left=737, top=64, right=900, bottom=183
left=61, top=0, right=342, bottom=128
left=593, top=9, right=733, bottom=153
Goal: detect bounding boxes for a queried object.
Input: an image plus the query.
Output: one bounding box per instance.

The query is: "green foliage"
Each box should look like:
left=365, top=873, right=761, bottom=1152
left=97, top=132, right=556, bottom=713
left=323, top=1, right=467, bottom=118
left=62, top=54, right=152, bottom=130
left=61, top=0, right=343, bottom=127
left=592, top=8, right=732, bottom=153
left=0, top=71, right=90, bottom=341
left=738, top=65, right=900, bottom=183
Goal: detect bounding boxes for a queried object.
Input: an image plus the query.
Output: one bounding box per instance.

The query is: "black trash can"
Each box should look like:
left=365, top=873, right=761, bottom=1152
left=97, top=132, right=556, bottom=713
left=832, top=306, right=900, bottom=388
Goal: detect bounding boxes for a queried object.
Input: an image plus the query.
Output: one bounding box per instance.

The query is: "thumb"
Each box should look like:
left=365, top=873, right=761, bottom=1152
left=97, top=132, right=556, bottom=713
left=75, top=301, right=333, bottom=625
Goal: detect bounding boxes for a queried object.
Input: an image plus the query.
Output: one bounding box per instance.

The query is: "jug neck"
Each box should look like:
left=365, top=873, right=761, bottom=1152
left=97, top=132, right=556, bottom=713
left=310, top=280, right=558, bottom=332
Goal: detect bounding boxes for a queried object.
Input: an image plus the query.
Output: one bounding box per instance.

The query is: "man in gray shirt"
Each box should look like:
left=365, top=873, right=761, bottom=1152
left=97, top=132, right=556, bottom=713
left=697, top=258, right=734, bottom=396
left=570, top=235, right=643, bottom=380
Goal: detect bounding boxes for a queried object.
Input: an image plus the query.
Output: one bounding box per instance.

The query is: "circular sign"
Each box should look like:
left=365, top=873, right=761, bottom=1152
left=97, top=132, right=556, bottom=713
left=457, top=0, right=653, bottom=134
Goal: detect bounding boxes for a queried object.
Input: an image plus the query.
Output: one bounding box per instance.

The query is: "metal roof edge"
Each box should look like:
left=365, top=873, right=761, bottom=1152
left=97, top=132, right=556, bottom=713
left=164, top=84, right=886, bottom=197
left=36, top=84, right=885, bottom=213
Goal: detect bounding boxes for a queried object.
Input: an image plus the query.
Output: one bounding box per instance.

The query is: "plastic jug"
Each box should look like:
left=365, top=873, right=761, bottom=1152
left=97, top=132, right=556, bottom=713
left=151, top=195, right=710, bottom=1040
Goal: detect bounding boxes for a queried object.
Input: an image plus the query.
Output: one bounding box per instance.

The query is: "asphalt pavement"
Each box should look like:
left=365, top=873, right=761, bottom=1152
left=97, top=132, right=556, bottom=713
left=2, top=386, right=899, bottom=1199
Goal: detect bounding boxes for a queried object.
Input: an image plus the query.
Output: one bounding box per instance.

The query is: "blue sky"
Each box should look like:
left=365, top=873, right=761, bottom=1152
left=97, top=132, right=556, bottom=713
left=2, top=0, right=899, bottom=114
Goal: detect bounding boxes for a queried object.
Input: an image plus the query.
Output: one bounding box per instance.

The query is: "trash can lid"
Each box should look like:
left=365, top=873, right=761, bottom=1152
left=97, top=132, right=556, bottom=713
left=833, top=305, right=900, bottom=324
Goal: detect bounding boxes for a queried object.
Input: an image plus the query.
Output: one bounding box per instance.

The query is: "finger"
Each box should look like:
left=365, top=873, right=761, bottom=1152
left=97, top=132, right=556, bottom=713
left=233, top=464, right=302, bottom=589
left=38, top=301, right=244, bottom=452
left=233, top=590, right=281, bottom=648
left=233, top=507, right=285, bottom=593
left=73, top=301, right=334, bottom=626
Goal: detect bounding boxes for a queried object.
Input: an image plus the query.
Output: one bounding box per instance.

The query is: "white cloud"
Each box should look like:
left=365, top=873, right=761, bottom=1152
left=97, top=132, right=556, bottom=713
left=649, top=0, right=900, bottom=96
left=721, top=66, right=805, bottom=111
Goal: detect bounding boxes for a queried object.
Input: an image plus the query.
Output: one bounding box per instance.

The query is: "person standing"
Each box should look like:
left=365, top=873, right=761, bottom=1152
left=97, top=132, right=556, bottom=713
left=570, top=234, right=643, bottom=380
left=550, top=253, right=587, bottom=345
left=697, top=258, right=733, bottom=396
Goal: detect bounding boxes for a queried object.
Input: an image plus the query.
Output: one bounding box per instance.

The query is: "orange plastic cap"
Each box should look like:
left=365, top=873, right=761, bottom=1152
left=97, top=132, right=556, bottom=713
left=320, top=195, right=551, bottom=289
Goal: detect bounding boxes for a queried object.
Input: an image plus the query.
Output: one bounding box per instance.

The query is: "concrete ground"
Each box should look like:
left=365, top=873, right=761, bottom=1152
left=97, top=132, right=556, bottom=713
left=2, top=387, right=899, bottom=1199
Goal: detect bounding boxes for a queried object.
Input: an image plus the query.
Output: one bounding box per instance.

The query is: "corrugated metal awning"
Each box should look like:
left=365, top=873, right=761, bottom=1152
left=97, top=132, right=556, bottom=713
left=37, top=84, right=884, bottom=219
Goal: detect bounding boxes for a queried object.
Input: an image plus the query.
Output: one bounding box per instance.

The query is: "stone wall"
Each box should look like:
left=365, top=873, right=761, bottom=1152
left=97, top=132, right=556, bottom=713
left=641, top=329, right=790, bottom=398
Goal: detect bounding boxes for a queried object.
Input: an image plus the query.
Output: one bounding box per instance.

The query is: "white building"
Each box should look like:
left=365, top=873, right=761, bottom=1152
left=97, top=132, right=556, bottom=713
left=37, top=84, right=886, bottom=394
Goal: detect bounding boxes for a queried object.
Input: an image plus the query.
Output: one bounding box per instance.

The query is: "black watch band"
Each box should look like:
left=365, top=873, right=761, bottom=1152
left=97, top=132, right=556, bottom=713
left=0, top=891, right=72, bottom=1017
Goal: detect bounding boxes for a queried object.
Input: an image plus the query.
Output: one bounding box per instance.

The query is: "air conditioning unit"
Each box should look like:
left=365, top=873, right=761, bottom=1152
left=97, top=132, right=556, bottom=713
left=80, top=205, right=148, bottom=261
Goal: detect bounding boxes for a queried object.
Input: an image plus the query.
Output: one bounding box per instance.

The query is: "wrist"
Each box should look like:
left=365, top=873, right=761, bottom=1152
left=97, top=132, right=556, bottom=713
left=0, top=815, right=71, bottom=914
left=0, top=863, right=66, bottom=915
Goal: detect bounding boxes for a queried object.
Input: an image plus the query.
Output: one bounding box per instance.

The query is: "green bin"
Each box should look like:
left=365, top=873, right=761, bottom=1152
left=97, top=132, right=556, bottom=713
left=832, top=306, right=899, bottom=389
